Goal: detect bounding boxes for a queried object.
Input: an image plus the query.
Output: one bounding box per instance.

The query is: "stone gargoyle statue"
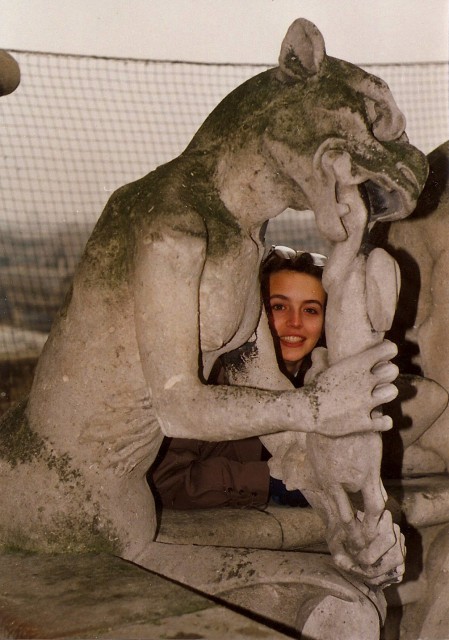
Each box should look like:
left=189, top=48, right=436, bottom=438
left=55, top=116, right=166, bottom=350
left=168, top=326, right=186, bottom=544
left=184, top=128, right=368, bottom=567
left=373, top=140, right=449, bottom=476
left=0, top=17, right=437, bottom=638
left=297, top=180, right=406, bottom=587
left=369, top=140, right=449, bottom=637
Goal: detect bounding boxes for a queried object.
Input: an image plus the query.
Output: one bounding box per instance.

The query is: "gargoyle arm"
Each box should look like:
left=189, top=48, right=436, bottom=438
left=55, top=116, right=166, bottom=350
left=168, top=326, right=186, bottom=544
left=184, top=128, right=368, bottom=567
left=132, top=222, right=399, bottom=441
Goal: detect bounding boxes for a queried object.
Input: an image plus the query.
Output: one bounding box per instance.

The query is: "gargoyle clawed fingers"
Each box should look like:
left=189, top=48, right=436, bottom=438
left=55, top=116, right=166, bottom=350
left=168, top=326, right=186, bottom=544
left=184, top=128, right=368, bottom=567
left=369, top=341, right=400, bottom=429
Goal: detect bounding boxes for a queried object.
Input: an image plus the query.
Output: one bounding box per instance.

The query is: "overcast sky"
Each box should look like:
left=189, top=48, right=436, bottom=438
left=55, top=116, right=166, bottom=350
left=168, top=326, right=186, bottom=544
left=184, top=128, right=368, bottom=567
left=1, top=0, right=448, bottom=64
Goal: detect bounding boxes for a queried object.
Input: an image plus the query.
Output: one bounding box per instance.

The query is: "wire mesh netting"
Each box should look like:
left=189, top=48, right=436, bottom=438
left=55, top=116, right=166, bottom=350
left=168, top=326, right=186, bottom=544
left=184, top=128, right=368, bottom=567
left=0, top=50, right=448, bottom=411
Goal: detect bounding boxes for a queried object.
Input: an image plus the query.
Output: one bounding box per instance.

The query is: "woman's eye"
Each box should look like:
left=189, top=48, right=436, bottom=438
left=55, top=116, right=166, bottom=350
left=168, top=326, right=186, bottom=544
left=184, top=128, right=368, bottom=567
left=305, top=307, right=319, bottom=315
left=271, top=304, right=285, bottom=311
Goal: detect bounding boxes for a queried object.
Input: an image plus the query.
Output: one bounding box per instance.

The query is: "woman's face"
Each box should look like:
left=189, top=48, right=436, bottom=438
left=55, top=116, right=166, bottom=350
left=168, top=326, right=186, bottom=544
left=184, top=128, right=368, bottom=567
left=267, top=269, right=326, bottom=375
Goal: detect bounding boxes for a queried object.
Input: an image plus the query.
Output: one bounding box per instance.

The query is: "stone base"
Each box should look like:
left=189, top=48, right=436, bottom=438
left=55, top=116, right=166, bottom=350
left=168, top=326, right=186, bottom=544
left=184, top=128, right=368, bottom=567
left=0, top=552, right=290, bottom=639
left=156, top=475, right=449, bottom=552
left=156, top=502, right=326, bottom=550
left=139, top=542, right=383, bottom=639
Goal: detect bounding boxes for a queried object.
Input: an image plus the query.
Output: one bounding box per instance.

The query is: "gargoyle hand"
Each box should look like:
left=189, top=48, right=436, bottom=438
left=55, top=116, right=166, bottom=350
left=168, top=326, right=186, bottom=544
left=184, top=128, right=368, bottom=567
left=329, top=510, right=405, bottom=588
left=309, top=339, right=399, bottom=438
left=304, top=345, right=329, bottom=384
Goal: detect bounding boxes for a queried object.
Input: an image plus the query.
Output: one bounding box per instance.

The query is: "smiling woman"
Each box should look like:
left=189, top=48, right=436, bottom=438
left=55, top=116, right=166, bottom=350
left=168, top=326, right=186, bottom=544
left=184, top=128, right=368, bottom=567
left=261, top=247, right=327, bottom=378
left=268, top=271, right=324, bottom=372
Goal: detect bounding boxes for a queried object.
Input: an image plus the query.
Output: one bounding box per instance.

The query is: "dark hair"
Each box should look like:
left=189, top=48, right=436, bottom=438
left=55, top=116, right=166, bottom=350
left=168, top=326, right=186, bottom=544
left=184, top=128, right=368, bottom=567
left=260, top=249, right=326, bottom=385
left=260, top=250, right=325, bottom=307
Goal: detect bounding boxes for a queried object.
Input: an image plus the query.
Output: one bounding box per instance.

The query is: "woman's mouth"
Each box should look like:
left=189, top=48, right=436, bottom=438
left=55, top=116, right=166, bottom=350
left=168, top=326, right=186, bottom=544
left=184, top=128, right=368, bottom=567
left=280, top=335, right=306, bottom=345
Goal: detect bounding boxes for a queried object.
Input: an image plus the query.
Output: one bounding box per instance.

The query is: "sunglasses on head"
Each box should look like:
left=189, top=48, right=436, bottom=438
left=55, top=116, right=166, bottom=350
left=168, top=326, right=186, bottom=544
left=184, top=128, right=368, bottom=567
left=267, top=245, right=328, bottom=267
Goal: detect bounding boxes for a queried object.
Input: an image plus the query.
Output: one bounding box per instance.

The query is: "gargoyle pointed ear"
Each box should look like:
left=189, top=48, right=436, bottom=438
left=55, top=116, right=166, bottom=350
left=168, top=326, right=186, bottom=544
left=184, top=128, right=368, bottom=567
left=278, top=18, right=326, bottom=81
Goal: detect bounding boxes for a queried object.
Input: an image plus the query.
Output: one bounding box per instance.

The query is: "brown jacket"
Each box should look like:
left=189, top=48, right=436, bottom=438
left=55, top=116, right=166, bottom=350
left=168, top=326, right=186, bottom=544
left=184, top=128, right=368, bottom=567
left=148, top=357, right=310, bottom=510
left=149, top=436, right=269, bottom=509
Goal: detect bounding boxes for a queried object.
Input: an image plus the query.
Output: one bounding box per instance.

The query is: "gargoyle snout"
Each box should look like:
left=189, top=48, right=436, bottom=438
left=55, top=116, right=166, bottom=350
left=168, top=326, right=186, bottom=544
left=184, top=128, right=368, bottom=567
left=361, top=180, right=401, bottom=222
left=396, top=162, right=421, bottom=192
left=362, top=155, right=426, bottom=224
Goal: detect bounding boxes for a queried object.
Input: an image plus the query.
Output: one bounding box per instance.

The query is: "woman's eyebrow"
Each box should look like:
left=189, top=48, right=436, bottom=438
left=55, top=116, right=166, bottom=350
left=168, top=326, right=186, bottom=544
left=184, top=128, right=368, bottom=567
left=269, top=294, right=324, bottom=307
left=303, top=299, right=324, bottom=307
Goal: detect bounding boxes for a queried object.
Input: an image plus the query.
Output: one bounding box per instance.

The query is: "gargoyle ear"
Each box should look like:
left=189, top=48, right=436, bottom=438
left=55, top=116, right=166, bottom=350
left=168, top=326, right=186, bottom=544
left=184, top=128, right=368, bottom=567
left=278, top=18, right=326, bottom=81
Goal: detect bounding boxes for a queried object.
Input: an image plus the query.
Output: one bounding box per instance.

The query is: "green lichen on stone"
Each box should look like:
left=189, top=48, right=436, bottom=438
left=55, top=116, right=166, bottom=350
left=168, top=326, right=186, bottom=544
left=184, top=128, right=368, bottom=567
left=0, top=398, right=45, bottom=467
left=70, top=52, right=426, bottom=295
left=184, top=69, right=278, bottom=154
left=189, top=60, right=367, bottom=157
left=0, top=529, right=38, bottom=554
left=43, top=508, right=123, bottom=555
left=0, top=504, right=123, bottom=555
left=0, top=399, right=82, bottom=485
left=46, top=449, right=82, bottom=484
left=184, top=165, right=242, bottom=258
left=301, top=380, right=322, bottom=423
left=80, top=150, right=243, bottom=292
left=80, top=179, right=140, bottom=289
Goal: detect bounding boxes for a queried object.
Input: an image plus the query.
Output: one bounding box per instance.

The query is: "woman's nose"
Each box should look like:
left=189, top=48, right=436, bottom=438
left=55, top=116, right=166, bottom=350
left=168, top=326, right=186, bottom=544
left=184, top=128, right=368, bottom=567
left=287, top=309, right=302, bottom=327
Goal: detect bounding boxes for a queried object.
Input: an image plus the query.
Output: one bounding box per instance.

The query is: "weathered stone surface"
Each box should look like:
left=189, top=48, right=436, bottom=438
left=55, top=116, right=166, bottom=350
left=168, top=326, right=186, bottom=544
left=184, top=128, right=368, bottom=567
left=389, top=523, right=449, bottom=640
left=373, top=140, right=449, bottom=475
left=370, top=144, right=449, bottom=638
left=294, top=195, right=405, bottom=586
left=156, top=476, right=449, bottom=551
left=143, top=542, right=383, bottom=638
left=156, top=504, right=326, bottom=550
left=386, top=475, right=449, bottom=529
left=0, top=553, right=289, bottom=639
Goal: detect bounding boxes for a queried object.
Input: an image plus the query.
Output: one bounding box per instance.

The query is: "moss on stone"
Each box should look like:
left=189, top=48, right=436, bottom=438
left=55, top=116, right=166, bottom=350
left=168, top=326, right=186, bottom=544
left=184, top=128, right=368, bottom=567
left=46, top=450, right=82, bottom=484
left=301, top=380, right=322, bottom=423
left=79, top=151, right=244, bottom=293
left=0, top=399, right=83, bottom=486
left=1, top=503, right=123, bottom=555
left=68, top=52, right=427, bottom=296
left=43, top=508, right=123, bottom=555
left=0, top=399, right=45, bottom=467
left=184, top=167, right=242, bottom=258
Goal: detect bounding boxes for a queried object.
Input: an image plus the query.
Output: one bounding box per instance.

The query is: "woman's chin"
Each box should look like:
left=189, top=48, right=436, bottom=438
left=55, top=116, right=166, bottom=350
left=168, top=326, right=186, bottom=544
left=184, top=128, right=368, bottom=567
left=283, top=355, right=304, bottom=375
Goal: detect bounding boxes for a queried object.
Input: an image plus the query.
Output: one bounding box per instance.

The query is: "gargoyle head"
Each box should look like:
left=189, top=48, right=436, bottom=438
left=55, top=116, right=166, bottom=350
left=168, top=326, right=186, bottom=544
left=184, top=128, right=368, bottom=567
left=265, top=18, right=429, bottom=242
left=187, top=19, right=428, bottom=244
